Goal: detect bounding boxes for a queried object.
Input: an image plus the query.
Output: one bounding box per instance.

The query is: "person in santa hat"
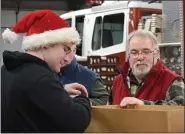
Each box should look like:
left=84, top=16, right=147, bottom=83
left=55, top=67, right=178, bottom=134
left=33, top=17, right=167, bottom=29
left=1, top=9, right=91, bottom=133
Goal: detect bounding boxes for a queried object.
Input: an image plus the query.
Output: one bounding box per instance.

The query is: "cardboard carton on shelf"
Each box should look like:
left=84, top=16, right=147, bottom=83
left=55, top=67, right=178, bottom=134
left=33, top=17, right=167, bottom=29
left=86, top=105, right=184, bottom=133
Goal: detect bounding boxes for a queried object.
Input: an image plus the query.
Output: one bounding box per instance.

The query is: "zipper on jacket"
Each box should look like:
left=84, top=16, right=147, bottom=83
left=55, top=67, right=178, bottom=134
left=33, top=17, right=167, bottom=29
left=117, top=66, right=132, bottom=96
left=135, top=70, right=156, bottom=96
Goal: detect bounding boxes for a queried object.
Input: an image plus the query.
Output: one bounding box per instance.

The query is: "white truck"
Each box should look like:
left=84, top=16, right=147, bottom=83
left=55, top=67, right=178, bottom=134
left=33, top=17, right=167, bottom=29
left=60, top=0, right=183, bottom=76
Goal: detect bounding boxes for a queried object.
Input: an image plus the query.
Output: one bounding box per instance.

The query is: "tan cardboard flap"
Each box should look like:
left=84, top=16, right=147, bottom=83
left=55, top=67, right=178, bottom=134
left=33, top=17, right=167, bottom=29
left=86, top=105, right=184, bottom=133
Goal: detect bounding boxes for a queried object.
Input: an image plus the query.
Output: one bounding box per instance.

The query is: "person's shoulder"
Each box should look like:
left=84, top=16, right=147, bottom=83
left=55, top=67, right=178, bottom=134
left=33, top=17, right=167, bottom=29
left=115, top=73, right=122, bottom=78
left=113, top=74, right=122, bottom=82
left=172, top=77, right=185, bottom=86
left=21, top=63, right=54, bottom=81
left=26, top=62, right=50, bottom=73
left=77, top=63, right=97, bottom=76
left=163, top=65, right=181, bottom=77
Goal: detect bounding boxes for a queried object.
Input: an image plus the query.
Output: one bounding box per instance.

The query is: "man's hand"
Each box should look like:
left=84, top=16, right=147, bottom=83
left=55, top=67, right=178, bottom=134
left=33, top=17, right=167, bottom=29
left=120, top=97, right=144, bottom=108
left=64, top=83, right=88, bottom=97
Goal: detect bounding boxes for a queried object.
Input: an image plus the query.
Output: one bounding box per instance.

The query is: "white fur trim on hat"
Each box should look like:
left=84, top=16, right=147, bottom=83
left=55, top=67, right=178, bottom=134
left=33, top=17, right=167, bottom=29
left=2, top=28, right=19, bottom=44
left=22, top=27, right=81, bottom=50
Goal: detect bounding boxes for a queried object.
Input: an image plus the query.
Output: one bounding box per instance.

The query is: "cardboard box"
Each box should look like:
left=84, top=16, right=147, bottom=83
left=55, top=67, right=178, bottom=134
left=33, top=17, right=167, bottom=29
left=86, top=105, right=184, bottom=133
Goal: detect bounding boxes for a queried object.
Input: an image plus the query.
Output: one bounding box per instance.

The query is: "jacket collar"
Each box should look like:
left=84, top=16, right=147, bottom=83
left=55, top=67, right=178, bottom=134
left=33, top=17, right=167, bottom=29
left=61, top=57, right=78, bottom=75
left=119, top=60, right=164, bottom=78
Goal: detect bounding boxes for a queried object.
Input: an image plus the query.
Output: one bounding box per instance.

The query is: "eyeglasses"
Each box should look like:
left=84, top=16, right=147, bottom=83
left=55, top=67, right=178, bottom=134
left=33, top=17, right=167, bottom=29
left=63, top=45, right=72, bottom=55
left=129, top=49, right=154, bottom=58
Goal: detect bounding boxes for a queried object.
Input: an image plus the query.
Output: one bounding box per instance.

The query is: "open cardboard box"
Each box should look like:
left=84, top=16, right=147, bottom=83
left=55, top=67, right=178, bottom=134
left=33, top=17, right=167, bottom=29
left=86, top=105, right=184, bottom=133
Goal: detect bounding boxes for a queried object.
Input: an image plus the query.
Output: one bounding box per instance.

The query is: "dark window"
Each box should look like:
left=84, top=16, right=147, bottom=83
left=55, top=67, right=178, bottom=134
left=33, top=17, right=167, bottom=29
left=92, top=13, right=124, bottom=50
left=65, top=18, right=72, bottom=26
left=92, top=17, right=102, bottom=50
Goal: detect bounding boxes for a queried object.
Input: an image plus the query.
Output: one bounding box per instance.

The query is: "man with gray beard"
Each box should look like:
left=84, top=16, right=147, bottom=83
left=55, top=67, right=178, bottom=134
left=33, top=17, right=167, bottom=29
left=111, top=29, right=184, bottom=106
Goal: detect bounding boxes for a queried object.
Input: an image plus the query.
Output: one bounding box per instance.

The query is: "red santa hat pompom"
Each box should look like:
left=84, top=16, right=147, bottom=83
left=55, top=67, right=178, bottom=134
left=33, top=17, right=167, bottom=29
left=2, top=9, right=80, bottom=50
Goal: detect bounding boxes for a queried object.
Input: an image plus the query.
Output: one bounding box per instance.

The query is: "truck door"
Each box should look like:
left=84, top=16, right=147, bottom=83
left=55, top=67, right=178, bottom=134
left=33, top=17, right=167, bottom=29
left=62, top=13, right=88, bottom=56
left=83, top=9, right=129, bottom=57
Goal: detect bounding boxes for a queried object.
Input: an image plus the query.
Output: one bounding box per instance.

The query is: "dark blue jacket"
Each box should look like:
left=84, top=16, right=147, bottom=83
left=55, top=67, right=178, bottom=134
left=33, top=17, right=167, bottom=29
left=59, top=57, right=97, bottom=97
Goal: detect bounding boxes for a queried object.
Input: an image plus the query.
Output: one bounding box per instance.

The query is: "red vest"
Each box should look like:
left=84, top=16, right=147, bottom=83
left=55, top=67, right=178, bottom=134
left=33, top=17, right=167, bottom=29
left=112, top=60, right=180, bottom=105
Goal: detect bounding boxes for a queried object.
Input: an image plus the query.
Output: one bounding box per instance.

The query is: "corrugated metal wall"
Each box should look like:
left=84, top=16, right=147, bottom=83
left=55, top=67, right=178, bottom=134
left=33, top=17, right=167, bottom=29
left=162, top=1, right=182, bottom=43
left=161, top=1, right=184, bottom=77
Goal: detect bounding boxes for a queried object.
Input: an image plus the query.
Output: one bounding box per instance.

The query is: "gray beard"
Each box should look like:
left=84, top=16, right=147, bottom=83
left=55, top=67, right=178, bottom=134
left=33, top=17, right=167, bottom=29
left=132, top=65, right=151, bottom=80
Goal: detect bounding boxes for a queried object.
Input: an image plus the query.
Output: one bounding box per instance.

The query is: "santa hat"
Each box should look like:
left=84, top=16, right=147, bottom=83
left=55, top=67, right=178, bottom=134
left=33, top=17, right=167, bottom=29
left=2, top=10, right=80, bottom=50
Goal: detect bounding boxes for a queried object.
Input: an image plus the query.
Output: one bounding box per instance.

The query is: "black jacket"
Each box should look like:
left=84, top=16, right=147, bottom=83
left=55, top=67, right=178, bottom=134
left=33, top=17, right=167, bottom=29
left=1, top=51, right=91, bottom=133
